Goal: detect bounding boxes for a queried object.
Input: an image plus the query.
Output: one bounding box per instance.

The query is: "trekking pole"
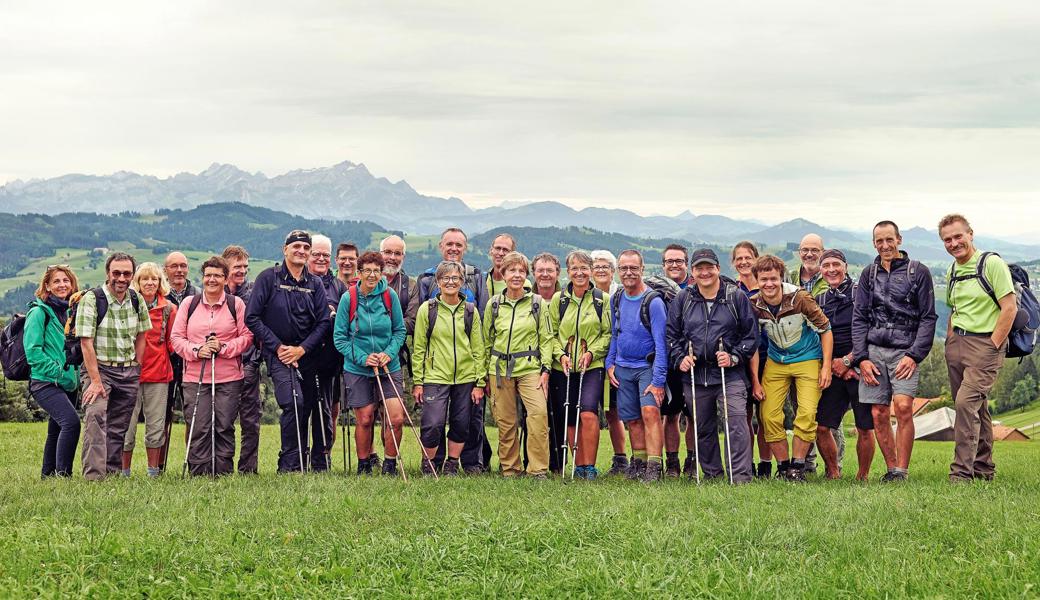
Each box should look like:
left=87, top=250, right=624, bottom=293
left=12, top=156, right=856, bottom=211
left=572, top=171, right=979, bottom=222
left=314, top=374, right=329, bottom=471
left=718, top=339, right=734, bottom=485
left=373, top=367, right=407, bottom=482
left=688, top=341, right=700, bottom=485
left=181, top=359, right=208, bottom=478
left=383, top=365, right=439, bottom=479
left=341, top=397, right=350, bottom=476
left=560, top=336, right=574, bottom=477
left=210, top=343, right=217, bottom=477
left=570, top=364, right=587, bottom=480
left=289, top=366, right=306, bottom=474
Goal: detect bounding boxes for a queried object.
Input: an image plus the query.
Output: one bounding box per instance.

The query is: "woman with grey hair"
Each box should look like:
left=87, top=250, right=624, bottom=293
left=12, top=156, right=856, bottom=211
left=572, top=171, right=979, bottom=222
left=548, top=250, right=612, bottom=479
left=591, top=249, right=628, bottom=475
left=411, top=261, right=487, bottom=476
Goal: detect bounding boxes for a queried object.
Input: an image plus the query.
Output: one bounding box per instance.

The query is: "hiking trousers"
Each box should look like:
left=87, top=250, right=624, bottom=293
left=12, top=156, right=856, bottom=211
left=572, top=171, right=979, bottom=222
left=946, top=332, right=1005, bottom=481
left=236, top=360, right=263, bottom=474
left=684, top=374, right=753, bottom=483
left=183, top=379, right=241, bottom=476
left=31, top=381, right=80, bottom=477
left=81, top=364, right=140, bottom=481
left=490, top=373, right=549, bottom=476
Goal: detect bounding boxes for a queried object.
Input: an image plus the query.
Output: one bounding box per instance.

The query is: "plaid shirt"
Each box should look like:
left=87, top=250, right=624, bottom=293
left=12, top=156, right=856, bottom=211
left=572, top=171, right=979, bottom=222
left=75, top=285, right=152, bottom=363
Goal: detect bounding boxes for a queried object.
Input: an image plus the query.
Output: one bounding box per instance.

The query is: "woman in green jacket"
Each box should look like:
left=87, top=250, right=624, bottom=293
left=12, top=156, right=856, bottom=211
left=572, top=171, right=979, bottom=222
left=548, top=251, right=612, bottom=479
left=484, top=251, right=554, bottom=478
left=24, top=265, right=81, bottom=477
left=411, top=261, right=487, bottom=476
left=333, top=251, right=407, bottom=476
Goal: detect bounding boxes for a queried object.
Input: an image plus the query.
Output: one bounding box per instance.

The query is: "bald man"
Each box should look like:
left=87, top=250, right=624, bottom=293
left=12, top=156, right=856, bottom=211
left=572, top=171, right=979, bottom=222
left=788, top=234, right=829, bottom=297
left=164, top=251, right=198, bottom=305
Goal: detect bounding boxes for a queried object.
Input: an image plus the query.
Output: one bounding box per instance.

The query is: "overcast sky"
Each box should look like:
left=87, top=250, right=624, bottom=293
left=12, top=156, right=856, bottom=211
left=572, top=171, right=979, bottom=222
left=1, top=1, right=1037, bottom=236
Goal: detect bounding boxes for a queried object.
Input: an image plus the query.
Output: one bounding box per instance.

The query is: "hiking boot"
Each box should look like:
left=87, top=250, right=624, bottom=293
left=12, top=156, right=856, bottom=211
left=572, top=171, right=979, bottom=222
left=584, top=466, right=599, bottom=481
left=356, top=459, right=373, bottom=476
left=607, top=455, right=629, bottom=476
left=442, top=459, right=460, bottom=477
left=381, top=458, right=398, bottom=477
left=421, top=459, right=436, bottom=477
left=625, top=457, right=647, bottom=480
left=464, top=465, right=484, bottom=476
left=369, top=454, right=381, bottom=471
left=756, top=461, right=772, bottom=479
left=775, top=462, right=788, bottom=480
left=664, top=456, right=681, bottom=478
left=640, top=460, right=663, bottom=483
left=785, top=466, right=807, bottom=483
left=880, top=470, right=907, bottom=483
left=573, top=465, right=588, bottom=479
left=682, top=456, right=697, bottom=479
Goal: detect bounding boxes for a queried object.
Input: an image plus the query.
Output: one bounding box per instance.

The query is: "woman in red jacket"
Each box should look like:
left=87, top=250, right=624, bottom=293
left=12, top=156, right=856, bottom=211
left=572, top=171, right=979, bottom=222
left=122, top=262, right=177, bottom=477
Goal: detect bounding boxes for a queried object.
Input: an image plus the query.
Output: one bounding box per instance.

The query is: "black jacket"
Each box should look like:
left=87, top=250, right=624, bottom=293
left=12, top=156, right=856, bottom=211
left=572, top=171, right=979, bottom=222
left=665, top=282, right=759, bottom=387
left=852, top=252, right=937, bottom=365
left=245, top=263, right=330, bottom=368
left=314, top=272, right=348, bottom=375
left=815, top=276, right=855, bottom=358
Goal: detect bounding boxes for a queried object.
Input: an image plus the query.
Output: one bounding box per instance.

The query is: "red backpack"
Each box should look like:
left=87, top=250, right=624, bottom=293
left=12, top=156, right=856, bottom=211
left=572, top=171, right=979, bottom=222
left=347, top=284, right=393, bottom=326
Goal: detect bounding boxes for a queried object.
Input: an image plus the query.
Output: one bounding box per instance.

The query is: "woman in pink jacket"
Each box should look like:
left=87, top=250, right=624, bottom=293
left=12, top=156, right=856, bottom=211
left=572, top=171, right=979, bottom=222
left=171, top=256, right=253, bottom=476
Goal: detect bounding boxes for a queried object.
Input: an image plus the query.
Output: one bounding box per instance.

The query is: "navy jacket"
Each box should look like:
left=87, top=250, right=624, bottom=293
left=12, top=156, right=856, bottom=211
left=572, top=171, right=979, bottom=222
left=227, top=280, right=261, bottom=366
left=245, top=263, right=330, bottom=368
left=665, top=281, right=759, bottom=387
left=851, top=252, right=937, bottom=365
left=815, top=276, right=855, bottom=358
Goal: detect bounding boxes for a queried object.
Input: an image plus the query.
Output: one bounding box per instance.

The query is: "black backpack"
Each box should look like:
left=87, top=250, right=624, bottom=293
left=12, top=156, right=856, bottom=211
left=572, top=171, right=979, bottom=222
left=611, top=275, right=679, bottom=336
left=948, top=252, right=1040, bottom=358
left=425, top=297, right=476, bottom=348
left=185, top=293, right=238, bottom=326
left=557, top=286, right=605, bottom=323
left=1, top=308, right=50, bottom=381
left=64, top=288, right=142, bottom=367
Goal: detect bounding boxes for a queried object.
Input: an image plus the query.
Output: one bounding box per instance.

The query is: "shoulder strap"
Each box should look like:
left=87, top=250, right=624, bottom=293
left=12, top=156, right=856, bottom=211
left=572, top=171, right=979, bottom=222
left=381, top=289, right=393, bottom=316
left=488, top=294, right=503, bottom=349
left=610, top=290, right=622, bottom=335
left=400, top=276, right=410, bottom=312
left=724, top=282, right=740, bottom=324
left=186, top=294, right=204, bottom=323
left=226, top=295, right=238, bottom=324
left=348, top=284, right=359, bottom=323
left=93, top=288, right=109, bottom=326
left=557, top=293, right=570, bottom=323
left=158, top=303, right=173, bottom=344
left=130, top=290, right=141, bottom=314
left=977, top=251, right=999, bottom=307
left=590, top=287, right=605, bottom=320
left=464, top=301, right=475, bottom=337
left=426, top=300, right=438, bottom=348
left=530, top=294, right=542, bottom=337
left=640, top=290, right=661, bottom=333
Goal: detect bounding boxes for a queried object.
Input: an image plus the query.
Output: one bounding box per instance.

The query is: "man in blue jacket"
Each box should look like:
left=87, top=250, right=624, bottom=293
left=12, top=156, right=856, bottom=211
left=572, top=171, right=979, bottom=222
left=852, top=221, right=937, bottom=482
left=606, top=250, right=668, bottom=482
left=246, top=229, right=331, bottom=473
left=666, top=249, right=759, bottom=483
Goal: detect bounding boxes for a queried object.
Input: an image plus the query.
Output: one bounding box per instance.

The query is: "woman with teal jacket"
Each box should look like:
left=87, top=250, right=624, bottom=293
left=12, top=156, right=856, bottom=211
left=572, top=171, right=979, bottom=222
left=24, top=265, right=81, bottom=478
left=333, top=251, right=407, bottom=476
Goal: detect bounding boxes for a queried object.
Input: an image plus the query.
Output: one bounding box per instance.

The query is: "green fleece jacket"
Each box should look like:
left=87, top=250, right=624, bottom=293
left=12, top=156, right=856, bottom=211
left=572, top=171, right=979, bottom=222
left=23, top=299, right=78, bottom=392
left=483, top=291, right=554, bottom=381
left=412, top=296, right=487, bottom=387
left=548, top=285, right=612, bottom=372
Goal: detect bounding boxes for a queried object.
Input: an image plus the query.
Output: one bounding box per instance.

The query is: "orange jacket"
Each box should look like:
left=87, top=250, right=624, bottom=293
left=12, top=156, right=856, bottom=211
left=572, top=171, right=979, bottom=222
left=140, top=296, right=176, bottom=383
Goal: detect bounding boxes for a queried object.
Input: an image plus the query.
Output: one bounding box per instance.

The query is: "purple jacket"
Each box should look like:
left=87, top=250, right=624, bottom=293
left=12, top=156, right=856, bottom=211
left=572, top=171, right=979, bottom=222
left=851, top=252, right=937, bottom=365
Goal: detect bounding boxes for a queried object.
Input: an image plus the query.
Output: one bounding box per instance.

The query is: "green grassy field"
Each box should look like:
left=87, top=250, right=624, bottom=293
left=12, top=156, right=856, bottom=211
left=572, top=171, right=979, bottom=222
left=1, top=423, right=1038, bottom=597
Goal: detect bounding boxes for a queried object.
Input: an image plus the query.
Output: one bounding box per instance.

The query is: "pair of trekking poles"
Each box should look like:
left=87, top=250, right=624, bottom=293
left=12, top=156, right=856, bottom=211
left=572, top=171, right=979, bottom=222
left=685, top=339, right=735, bottom=485
left=182, top=333, right=223, bottom=478
left=560, top=336, right=589, bottom=480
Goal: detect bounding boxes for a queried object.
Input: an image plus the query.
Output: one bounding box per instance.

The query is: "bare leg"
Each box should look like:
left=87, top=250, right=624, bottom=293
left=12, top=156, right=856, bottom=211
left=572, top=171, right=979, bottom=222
left=872, top=404, right=896, bottom=469
left=816, top=426, right=840, bottom=478
left=892, top=395, right=915, bottom=470
left=855, top=428, right=875, bottom=480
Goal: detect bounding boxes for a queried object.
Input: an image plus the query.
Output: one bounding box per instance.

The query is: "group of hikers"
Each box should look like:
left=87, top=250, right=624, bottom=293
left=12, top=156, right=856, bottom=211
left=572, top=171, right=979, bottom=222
left=15, top=212, right=1025, bottom=484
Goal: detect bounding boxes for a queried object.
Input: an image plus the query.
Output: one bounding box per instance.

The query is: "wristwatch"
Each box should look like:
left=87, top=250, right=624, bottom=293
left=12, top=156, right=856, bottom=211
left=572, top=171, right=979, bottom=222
left=729, top=353, right=740, bottom=366
left=841, top=356, right=852, bottom=368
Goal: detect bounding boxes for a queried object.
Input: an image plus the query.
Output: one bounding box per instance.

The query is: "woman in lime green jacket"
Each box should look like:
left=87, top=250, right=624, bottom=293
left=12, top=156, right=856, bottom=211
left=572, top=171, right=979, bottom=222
left=548, top=251, right=612, bottom=479
left=411, top=261, right=487, bottom=476
left=24, top=265, right=81, bottom=477
left=484, top=252, right=554, bottom=478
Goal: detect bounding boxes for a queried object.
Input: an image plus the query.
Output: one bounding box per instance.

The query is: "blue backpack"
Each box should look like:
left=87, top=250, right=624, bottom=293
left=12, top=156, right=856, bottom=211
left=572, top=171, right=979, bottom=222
left=948, top=252, right=1039, bottom=359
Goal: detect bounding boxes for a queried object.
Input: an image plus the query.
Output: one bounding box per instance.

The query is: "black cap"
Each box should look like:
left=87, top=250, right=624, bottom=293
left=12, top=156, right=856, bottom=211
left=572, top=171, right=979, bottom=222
left=284, top=229, right=312, bottom=246
left=690, top=248, right=720, bottom=267
left=820, top=249, right=847, bottom=264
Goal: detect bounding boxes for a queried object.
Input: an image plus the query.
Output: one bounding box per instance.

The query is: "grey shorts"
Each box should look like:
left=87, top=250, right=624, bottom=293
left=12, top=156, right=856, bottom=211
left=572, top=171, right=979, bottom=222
left=859, top=344, right=920, bottom=405
left=344, top=369, right=406, bottom=409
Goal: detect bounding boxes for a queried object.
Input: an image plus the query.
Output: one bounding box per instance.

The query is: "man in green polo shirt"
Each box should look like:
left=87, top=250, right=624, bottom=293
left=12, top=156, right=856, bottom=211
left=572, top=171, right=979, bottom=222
left=940, top=214, right=1018, bottom=483
left=78, top=252, right=152, bottom=480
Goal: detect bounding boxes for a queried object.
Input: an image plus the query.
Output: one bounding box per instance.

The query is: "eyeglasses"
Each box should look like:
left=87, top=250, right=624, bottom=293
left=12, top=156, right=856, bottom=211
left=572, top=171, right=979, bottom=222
left=310, top=252, right=331, bottom=260
left=438, top=276, right=462, bottom=284
left=111, top=270, right=134, bottom=278
left=592, top=265, right=613, bottom=271
left=360, top=269, right=383, bottom=277
left=381, top=250, right=404, bottom=258
left=663, top=259, right=686, bottom=266
left=618, top=266, right=642, bottom=273
left=799, top=248, right=822, bottom=255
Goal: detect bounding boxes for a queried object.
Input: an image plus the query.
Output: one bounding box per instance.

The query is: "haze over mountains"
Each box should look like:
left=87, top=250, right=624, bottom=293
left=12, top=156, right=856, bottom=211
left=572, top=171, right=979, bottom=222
left=2, top=160, right=1037, bottom=262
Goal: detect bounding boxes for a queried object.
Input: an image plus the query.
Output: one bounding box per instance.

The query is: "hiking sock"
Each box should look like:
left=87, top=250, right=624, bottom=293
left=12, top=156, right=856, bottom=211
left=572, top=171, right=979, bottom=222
left=666, top=452, right=679, bottom=462
left=647, top=455, right=663, bottom=465
left=633, top=450, right=648, bottom=462
left=893, top=467, right=908, bottom=474
left=791, top=459, right=806, bottom=470
left=613, top=453, right=627, bottom=460
left=146, top=467, right=161, bottom=478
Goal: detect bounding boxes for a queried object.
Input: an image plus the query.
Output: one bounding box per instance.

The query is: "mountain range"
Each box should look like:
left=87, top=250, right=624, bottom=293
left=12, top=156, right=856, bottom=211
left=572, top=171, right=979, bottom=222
left=2, top=161, right=1037, bottom=262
